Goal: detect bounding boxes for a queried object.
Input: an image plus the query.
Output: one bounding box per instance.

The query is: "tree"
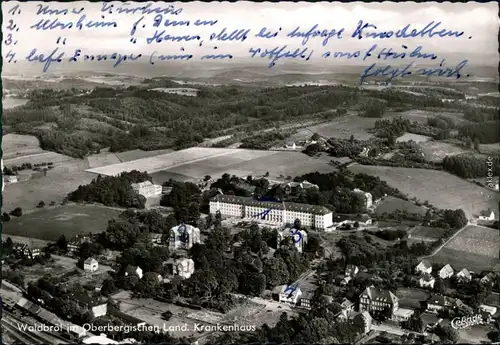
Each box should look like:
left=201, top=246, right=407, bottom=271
left=404, top=312, right=424, bottom=332
left=293, top=218, right=301, bottom=230
left=311, top=133, right=321, bottom=141
left=264, top=172, right=270, bottom=177
left=36, top=201, right=46, bottom=208
left=56, top=235, right=68, bottom=252
left=435, top=325, right=459, bottom=344
left=204, top=175, right=211, bottom=182
left=473, top=137, right=481, bottom=152
left=10, top=207, right=22, bottom=217
left=162, top=310, right=173, bottom=321
left=2, top=212, right=11, bottom=222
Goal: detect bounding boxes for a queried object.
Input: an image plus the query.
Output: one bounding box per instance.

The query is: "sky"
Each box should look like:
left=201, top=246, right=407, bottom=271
left=2, top=1, right=498, bottom=74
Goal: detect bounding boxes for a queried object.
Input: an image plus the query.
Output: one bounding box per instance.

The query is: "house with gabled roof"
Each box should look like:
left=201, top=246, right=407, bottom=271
left=419, top=273, right=435, bottom=288
left=426, top=294, right=451, bottom=313
left=438, top=264, right=454, bottom=279
left=415, top=260, right=432, bottom=274
left=479, top=209, right=496, bottom=221
left=481, top=272, right=496, bottom=286
left=359, top=285, right=399, bottom=317
left=456, top=268, right=472, bottom=282
left=125, top=265, right=143, bottom=279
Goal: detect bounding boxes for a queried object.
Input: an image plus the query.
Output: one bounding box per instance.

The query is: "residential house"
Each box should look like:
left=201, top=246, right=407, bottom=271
left=299, top=291, right=314, bottom=310
left=280, top=180, right=319, bottom=195
left=162, top=186, right=173, bottom=195
left=84, top=258, right=98, bottom=272
left=169, top=224, right=201, bottom=250
left=456, top=268, right=472, bottom=282
left=480, top=305, right=497, bottom=322
left=346, top=265, right=359, bottom=278
left=355, top=214, right=373, bottom=226
left=353, top=189, right=373, bottom=209
left=273, top=285, right=302, bottom=305
left=150, top=233, right=163, bottom=245
left=481, top=273, right=496, bottom=286
left=67, top=291, right=107, bottom=317
left=341, top=298, right=355, bottom=312
left=392, top=308, right=415, bottom=322
left=172, top=258, right=195, bottom=279
left=14, top=243, right=41, bottom=260
left=419, top=273, right=435, bottom=289
left=125, top=265, right=143, bottom=279
left=4, top=175, right=18, bottom=184
left=426, top=294, right=451, bottom=313
left=277, top=228, right=308, bottom=253
left=415, top=260, right=432, bottom=275
left=337, top=310, right=372, bottom=335
left=479, top=209, right=496, bottom=221
left=67, top=235, right=91, bottom=254
left=359, top=285, right=399, bottom=317
left=131, top=181, right=162, bottom=198
left=438, top=264, right=454, bottom=279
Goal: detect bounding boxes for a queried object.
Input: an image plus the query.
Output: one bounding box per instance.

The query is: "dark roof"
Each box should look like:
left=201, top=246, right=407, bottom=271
left=427, top=294, right=447, bottom=306
left=421, top=273, right=434, bottom=282
left=360, top=286, right=398, bottom=304
left=418, top=260, right=432, bottom=269
left=211, top=195, right=332, bottom=215
left=480, top=209, right=494, bottom=216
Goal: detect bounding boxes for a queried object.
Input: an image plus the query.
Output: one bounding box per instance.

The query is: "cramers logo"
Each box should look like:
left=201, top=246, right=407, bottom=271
left=451, top=314, right=484, bottom=329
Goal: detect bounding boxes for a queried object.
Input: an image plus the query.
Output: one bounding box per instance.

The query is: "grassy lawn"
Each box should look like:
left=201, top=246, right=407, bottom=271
left=375, top=196, right=427, bottom=216
left=430, top=247, right=500, bottom=273
left=3, top=204, right=123, bottom=241
left=410, top=226, right=448, bottom=239
left=348, top=165, right=499, bottom=219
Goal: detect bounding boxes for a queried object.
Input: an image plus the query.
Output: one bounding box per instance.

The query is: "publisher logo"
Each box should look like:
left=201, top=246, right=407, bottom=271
left=451, top=314, right=484, bottom=329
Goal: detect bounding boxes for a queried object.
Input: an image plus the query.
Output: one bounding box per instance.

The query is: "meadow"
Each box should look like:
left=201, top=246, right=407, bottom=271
left=430, top=225, right=500, bottom=272
left=348, top=165, right=499, bottom=219
left=375, top=196, right=428, bottom=216
left=2, top=204, right=123, bottom=241
left=86, top=147, right=334, bottom=182
left=419, top=141, right=469, bottom=162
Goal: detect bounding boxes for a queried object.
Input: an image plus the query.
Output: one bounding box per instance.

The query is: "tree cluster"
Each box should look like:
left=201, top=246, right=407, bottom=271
left=67, top=170, right=150, bottom=208
left=443, top=154, right=499, bottom=178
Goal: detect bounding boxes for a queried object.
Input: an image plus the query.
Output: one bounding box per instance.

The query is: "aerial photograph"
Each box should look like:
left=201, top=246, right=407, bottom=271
left=1, top=1, right=499, bottom=344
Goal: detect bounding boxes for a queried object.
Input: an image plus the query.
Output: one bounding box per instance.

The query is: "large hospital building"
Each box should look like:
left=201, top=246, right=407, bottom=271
left=209, top=194, right=333, bottom=230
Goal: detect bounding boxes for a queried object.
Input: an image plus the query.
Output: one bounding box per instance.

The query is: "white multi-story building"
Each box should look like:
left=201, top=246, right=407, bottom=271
left=84, top=258, right=99, bottom=272
left=169, top=224, right=201, bottom=250
left=353, top=189, right=373, bottom=209
left=209, top=195, right=333, bottom=230
left=277, top=228, right=308, bottom=252
left=131, top=181, right=162, bottom=198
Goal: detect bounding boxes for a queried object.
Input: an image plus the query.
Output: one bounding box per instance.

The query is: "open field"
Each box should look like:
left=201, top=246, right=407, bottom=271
left=348, top=164, right=499, bottom=219
left=3, top=204, right=123, bottom=241
left=409, top=226, right=448, bottom=240
left=396, top=133, right=431, bottom=143
left=3, top=170, right=96, bottom=211
left=287, top=113, right=377, bottom=141
left=7, top=256, right=78, bottom=284
left=375, top=196, right=427, bottom=216
left=1, top=234, right=50, bottom=248
left=387, top=109, right=466, bottom=124
left=86, top=147, right=333, bottom=182
left=430, top=226, right=500, bottom=272
left=419, top=141, right=469, bottom=162
left=444, top=225, right=500, bottom=258
left=115, top=149, right=174, bottom=162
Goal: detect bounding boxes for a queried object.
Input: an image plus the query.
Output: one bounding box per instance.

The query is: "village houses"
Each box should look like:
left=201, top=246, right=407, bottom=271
left=415, top=260, right=432, bottom=275
left=438, top=264, right=454, bottom=279
left=456, top=268, right=472, bottom=282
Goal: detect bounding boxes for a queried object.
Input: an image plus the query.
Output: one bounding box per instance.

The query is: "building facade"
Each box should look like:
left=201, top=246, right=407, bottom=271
left=359, top=286, right=399, bottom=316
left=353, top=188, right=373, bottom=209
left=277, top=228, right=308, bottom=252
left=172, top=258, right=195, bottom=279
left=438, top=264, right=454, bottom=279
left=84, top=258, right=99, bottom=272
left=131, top=181, right=162, bottom=198
left=415, top=260, right=432, bottom=275
left=169, top=224, right=201, bottom=250
left=209, top=195, right=333, bottom=230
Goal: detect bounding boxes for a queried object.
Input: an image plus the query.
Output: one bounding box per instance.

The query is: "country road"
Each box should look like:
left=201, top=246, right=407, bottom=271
left=418, top=222, right=470, bottom=260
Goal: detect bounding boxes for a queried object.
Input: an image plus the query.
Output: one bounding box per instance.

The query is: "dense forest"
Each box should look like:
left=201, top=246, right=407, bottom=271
left=4, top=83, right=362, bottom=157
left=443, top=154, right=500, bottom=178
left=5, top=77, right=493, bottom=158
